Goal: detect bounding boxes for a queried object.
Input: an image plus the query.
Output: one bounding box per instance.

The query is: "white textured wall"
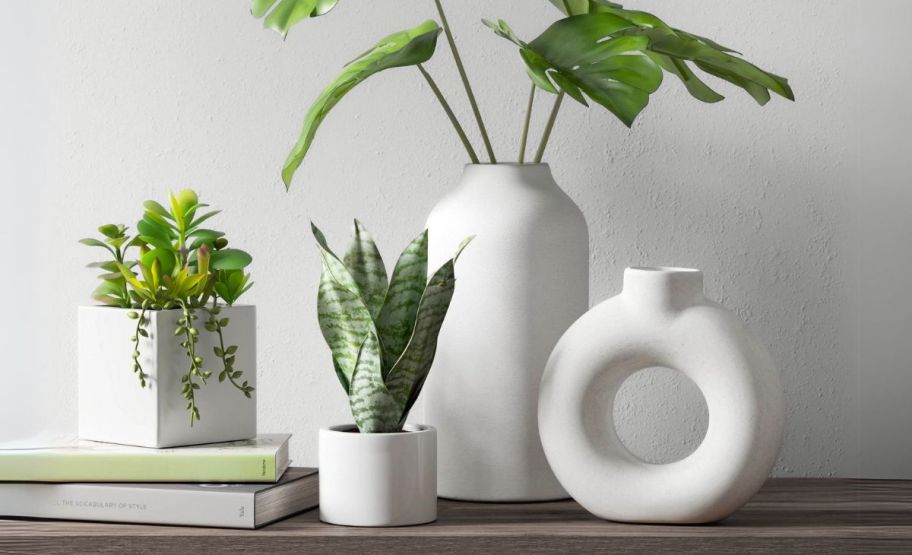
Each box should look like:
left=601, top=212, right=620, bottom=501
left=1, top=1, right=908, bottom=477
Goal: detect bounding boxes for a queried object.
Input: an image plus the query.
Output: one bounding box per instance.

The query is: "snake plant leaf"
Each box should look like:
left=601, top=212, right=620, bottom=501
left=343, top=220, right=388, bottom=320
left=251, top=0, right=339, bottom=37
left=349, top=332, right=402, bottom=433
left=385, top=236, right=472, bottom=423
left=489, top=15, right=662, bottom=127
left=376, top=229, right=428, bottom=374
left=313, top=222, right=375, bottom=393
left=281, top=20, right=441, bottom=188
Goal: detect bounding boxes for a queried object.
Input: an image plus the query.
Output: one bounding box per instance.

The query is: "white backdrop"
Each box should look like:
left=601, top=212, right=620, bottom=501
left=1, top=1, right=908, bottom=477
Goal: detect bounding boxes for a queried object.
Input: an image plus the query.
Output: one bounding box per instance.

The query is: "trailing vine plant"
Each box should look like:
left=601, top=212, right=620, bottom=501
left=81, top=190, right=254, bottom=425
left=250, top=0, right=795, bottom=188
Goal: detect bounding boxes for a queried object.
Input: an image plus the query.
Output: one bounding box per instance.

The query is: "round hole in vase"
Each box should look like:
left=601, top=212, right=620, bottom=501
left=609, top=366, right=709, bottom=465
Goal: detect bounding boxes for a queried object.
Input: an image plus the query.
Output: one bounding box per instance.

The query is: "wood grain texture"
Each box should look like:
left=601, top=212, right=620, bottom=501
left=1, top=479, right=910, bottom=553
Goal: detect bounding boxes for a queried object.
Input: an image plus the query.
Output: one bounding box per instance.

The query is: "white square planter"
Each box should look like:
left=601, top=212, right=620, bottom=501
left=78, top=305, right=257, bottom=448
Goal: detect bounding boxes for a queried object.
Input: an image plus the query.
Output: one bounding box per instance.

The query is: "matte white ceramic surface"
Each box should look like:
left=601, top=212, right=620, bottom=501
left=78, top=305, right=257, bottom=448
left=319, top=424, right=437, bottom=527
left=424, top=164, right=588, bottom=501
left=539, top=267, right=784, bottom=523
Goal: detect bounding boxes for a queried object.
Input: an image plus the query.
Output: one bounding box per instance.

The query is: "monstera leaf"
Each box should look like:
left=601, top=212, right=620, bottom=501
left=485, top=15, right=662, bottom=127
left=251, top=0, right=339, bottom=37
left=281, top=20, right=441, bottom=188
left=544, top=2, right=794, bottom=105
left=548, top=0, right=621, bottom=15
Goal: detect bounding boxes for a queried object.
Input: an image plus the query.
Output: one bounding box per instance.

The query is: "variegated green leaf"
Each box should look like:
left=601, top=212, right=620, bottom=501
left=385, top=237, right=472, bottom=424
left=376, top=229, right=428, bottom=374
left=349, top=332, right=402, bottom=433
left=313, top=223, right=374, bottom=393
left=343, top=219, right=388, bottom=320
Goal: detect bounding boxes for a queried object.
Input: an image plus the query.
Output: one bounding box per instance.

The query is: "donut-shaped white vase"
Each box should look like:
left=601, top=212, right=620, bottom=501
left=539, top=267, right=784, bottom=524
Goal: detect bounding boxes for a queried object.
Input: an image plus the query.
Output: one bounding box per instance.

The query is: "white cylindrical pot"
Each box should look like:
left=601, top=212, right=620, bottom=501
left=319, top=424, right=437, bottom=527
left=425, top=164, right=589, bottom=501
left=539, top=267, right=784, bottom=524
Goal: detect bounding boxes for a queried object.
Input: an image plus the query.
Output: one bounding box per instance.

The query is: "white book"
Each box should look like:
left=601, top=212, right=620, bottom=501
left=0, top=467, right=317, bottom=529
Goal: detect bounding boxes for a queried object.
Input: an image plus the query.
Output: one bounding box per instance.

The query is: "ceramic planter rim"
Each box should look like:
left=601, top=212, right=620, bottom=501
left=79, top=304, right=255, bottom=311
left=323, top=424, right=435, bottom=437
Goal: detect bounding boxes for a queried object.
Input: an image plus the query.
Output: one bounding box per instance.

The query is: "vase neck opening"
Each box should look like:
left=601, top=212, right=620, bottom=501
left=460, top=163, right=554, bottom=188
left=622, top=267, right=704, bottom=312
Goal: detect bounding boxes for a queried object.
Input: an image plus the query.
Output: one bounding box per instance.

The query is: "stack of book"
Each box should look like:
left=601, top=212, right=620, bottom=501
left=0, top=434, right=318, bottom=529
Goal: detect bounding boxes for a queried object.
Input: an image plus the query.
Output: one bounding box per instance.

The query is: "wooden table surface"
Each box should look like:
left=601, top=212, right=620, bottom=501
left=1, top=479, right=910, bottom=553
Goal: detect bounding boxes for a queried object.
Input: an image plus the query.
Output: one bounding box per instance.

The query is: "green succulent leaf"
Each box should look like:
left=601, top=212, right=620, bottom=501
left=143, top=200, right=173, bottom=221
left=141, top=248, right=177, bottom=278
left=98, top=224, right=123, bottom=239
left=376, top=229, right=428, bottom=374
left=488, top=15, right=662, bottom=127
left=385, top=236, right=472, bottom=423
left=189, top=229, right=226, bottom=250
left=251, top=0, right=339, bottom=37
left=79, top=238, right=112, bottom=250
left=313, top=222, right=376, bottom=393
left=281, top=20, right=441, bottom=188
left=349, top=332, right=402, bottom=433
left=137, top=216, right=173, bottom=244
left=343, top=220, right=388, bottom=320
left=209, top=249, right=253, bottom=270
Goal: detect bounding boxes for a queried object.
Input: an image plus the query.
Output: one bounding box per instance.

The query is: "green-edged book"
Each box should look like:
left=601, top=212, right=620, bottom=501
left=0, top=434, right=290, bottom=483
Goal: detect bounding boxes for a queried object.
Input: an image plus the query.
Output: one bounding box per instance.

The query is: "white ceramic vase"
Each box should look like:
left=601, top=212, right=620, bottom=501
left=539, top=267, right=784, bottom=523
left=424, top=164, right=588, bottom=501
left=78, top=305, right=257, bottom=448
left=319, top=424, right=437, bottom=527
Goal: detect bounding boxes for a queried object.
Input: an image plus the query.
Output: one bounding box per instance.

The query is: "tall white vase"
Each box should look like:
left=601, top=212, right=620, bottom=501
left=424, top=164, right=589, bottom=501
left=539, top=267, right=784, bottom=523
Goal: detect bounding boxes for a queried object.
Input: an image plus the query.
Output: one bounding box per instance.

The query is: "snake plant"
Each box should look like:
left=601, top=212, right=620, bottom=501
left=313, top=220, right=471, bottom=433
left=250, top=1, right=795, bottom=186
left=81, top=190, right=254, bottom=424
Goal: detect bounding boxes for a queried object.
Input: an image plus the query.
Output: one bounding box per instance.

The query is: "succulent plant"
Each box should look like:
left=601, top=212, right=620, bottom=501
left=313, top=220, right=471, bottom=433
left=81, top=190, right=254, bottom=424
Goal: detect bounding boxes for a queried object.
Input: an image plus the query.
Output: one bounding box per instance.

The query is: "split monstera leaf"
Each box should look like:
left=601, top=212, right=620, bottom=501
left=486, top=4, right=794, bottom=126
left=251, top=1, right=795, bottom=186
left=313, top=221, right=471, bottom=433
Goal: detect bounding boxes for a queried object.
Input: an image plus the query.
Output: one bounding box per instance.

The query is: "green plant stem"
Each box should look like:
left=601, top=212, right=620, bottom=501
left=518, top=85, right=536, bottom=163
left=433, top=0, right=496, bottom=163
left=178, top=303, right=206, bottom=425
left=417, top=64, right=480, bottom=164
left=534, top=92, right=565, bottom=164
left=130, top=306, right=149, bottom=387
left=207, top=307, right=250, bottom=395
